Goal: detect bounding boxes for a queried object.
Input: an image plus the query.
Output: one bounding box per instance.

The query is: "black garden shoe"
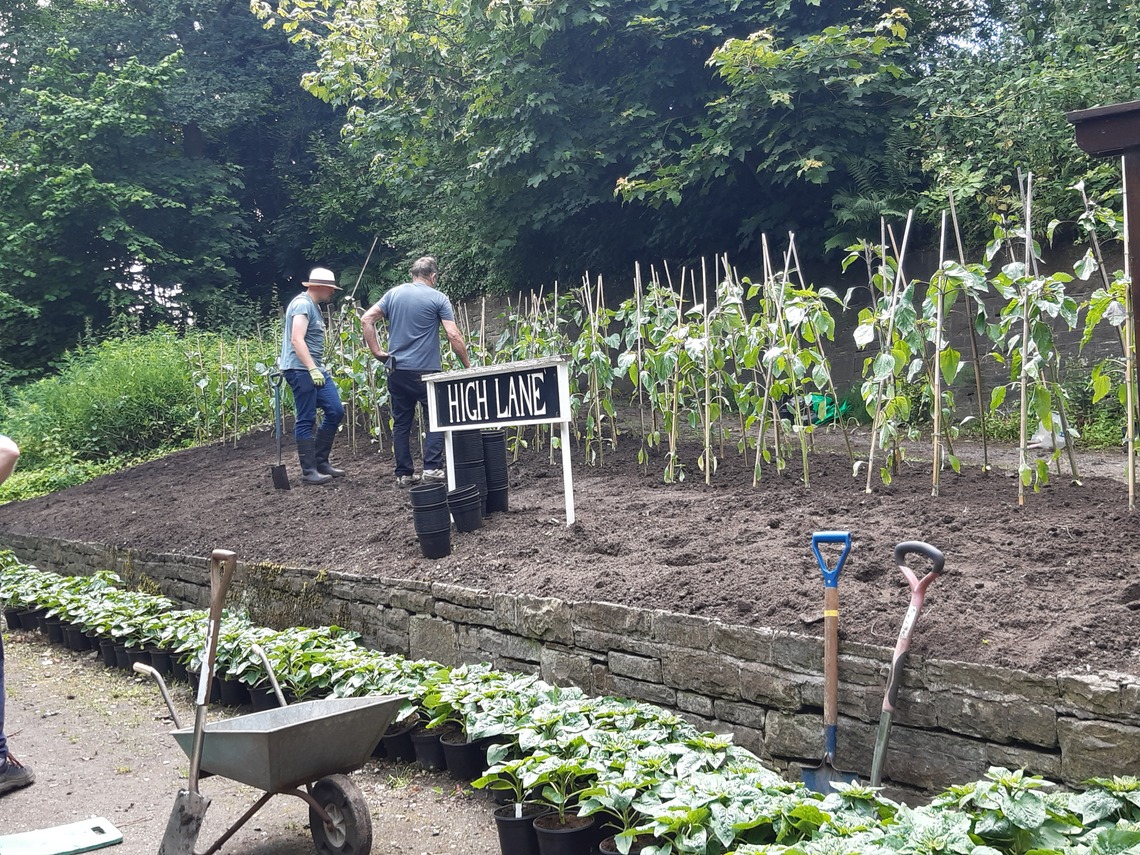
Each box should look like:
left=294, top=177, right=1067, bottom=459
left=0, top=753, right=34, bottom=796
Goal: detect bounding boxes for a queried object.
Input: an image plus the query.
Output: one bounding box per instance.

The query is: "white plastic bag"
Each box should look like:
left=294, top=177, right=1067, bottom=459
left=1026, top=413, right=1078, bottom=451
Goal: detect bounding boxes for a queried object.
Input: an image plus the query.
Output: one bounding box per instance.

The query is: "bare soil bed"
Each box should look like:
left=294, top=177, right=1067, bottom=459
left=0, top=421, right=1137, bottom=679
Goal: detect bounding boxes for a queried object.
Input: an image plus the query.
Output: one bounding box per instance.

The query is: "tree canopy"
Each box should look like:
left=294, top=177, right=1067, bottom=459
left=2, top=0, right=1136, bottom=375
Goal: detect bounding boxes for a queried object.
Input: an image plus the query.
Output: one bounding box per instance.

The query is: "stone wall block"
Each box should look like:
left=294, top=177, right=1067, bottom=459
left=389, top=588, right=435, bottom=615
left=676, top=691, right=714, bottom=718
left=1058, top=672, right=1129, bottom=719
left=541, top=646, right=596, bottom=693
left=432, top=583, right=494, bottom=610
left=572, top=601, right=652, bottom=636
left=651, top=611, right=712, bottom=650
left=714, top=699, right=767, bottom=731
left=876, top=726, right=989, bottom=790
left=769, top=632, right=821, bottom=673
left=927, top=659, right=1058, bottom=704
left=739, top=662, right=803, bottom=711
left=409, top=615, right=458, bottom=665
left=610, top=674, right=677, bottom=708
left=986, top=743, right=1062, bottom=781
left=711, top=623, right=776, bottom=663
left=1058, top=718, right=1140, bottom=781
left=435, top=601, right=497, bottom=627
left=517, top=595, right=573, bottom=644
left=574, top=629, right=658, bottom=658
left=762, top=710, right=821, bottom=760
left=934, top=691, right=1057, bottom=747
left=475, top=628, right=543, bottom=664
left=609, top=651, right=662, bottom=683
left=661, top=648, right=741, bottom=699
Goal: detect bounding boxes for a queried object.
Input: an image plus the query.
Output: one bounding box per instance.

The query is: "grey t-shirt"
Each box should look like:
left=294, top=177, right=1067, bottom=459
left=376, top=282, right=455, bottom=372
left=279, top=292, right=325, bottom=369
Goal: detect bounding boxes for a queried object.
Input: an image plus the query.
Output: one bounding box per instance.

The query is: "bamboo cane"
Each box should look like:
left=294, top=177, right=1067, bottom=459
left=932, top=212, right=946, bottom=496
left=1018, top=175, right=1034, bottom=507
left=788, top=234, right=856, bottom=463
left=634, top=262, right=647, bottom=471
left=702, top=258, right=712, bottom=484
left=948, top=191, right=991, bottom=472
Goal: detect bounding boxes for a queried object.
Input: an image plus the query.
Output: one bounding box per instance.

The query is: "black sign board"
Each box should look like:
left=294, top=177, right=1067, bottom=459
left=426, top=359, right=567, bottom=431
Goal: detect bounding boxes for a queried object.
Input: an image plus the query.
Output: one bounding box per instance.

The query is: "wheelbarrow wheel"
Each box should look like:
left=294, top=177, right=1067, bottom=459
left=309, top=774, right=373, bottom=855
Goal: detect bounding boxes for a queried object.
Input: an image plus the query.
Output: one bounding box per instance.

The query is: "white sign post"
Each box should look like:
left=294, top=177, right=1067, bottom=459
left=424, top=356, right=575, bottom=525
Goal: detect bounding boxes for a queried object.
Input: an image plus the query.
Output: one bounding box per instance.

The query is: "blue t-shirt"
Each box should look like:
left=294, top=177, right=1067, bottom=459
left=279, top=292, right=325, bottom=369
left=377, top=282, right=456, bottom=372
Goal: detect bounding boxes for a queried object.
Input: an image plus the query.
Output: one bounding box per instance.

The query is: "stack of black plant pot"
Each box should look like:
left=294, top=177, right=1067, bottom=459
left=451, top=430, right=488, bottom=515
left=409, top=482, right=451, bottom=558
left=481, top=429, right=509, bottom=514
left=447, top=483, right=483, bottom=532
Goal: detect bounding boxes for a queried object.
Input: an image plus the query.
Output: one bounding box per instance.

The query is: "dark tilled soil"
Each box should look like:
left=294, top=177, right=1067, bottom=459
left=1, top=421, right=1137, bottom=678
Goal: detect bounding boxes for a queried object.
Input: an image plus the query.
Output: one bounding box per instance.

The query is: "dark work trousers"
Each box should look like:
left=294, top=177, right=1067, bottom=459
left=388, top=369, right=443, bottom=476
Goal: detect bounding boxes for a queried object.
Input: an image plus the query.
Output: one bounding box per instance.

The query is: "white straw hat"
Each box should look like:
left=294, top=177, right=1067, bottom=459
left=303, top=267, right=341, bottom=289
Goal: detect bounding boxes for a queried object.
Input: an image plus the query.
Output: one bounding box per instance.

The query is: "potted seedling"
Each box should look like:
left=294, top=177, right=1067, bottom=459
left=579, top=773, right=660, bottom=855
left=474, top=752, right=551, bottom=855
left=524, top=745, right=603, bottom=855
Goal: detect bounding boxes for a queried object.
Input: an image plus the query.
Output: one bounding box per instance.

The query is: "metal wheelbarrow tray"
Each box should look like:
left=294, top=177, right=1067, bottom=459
left=172, top=695, right=402, bottom=793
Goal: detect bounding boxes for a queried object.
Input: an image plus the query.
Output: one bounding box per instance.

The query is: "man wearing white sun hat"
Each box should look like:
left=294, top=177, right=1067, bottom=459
left=279, top=267, right=346, bottom=485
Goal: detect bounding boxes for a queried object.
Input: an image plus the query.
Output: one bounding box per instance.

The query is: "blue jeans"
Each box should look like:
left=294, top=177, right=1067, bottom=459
left=284, top=368, right=344, bottom=440
left=389, top=370, right=443, bottom=476
left=1, top=632, right=7, bottom=764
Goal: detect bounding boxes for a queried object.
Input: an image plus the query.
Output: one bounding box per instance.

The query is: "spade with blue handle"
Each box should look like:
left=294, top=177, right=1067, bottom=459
left=869, top=541, right=946, bottom=787
left=801, top=531, right=859, bottom=793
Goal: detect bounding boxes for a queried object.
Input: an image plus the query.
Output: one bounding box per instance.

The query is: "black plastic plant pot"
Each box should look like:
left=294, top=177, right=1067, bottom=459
left=409, top=482, right=447, bottom=507
left=446, top=484, right=479, bottom=504
left=412, top=502, right=452, bottom=534
left=381, top=717, right=419, bottom=762
left=410, top=727, right=449, bottom=772
left=494, top=803, right=550, bottom=855
left=450, top=498, right=483, bottom=533
left=440, top=731, right=487, bottom=780
left=486, top=487, right=509, bottom=514
left=3, top=607, right=22, bottom=630
left=452, top=429, right=485, bottom=465
left=418, top=529, right=452, bottom=559
left=44, top=618, right=65, bottom=646
left=98, top=638, right=117, bottom=668
left=533, top=814, right=596, bottom=855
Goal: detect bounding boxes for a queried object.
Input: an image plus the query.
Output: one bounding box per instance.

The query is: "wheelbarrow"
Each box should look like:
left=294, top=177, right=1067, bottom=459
left=136, top=551, right=402, bottom=855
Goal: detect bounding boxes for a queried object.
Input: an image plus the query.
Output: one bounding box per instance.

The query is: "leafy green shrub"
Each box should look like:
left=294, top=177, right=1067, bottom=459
left=4, top=329, right=197, bottom=464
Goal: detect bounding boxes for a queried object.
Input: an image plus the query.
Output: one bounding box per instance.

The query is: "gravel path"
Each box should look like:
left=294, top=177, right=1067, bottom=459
left=1, top=628, right=500, bottom=854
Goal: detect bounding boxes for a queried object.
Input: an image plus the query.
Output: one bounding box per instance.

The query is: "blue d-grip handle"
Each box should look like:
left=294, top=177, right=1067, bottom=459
left=812, top=531, right=851, bottom=589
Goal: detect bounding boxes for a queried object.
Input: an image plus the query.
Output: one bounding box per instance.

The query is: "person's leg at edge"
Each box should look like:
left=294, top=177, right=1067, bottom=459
left=418, top=377, right=444, bottom=472
left=0, top=632, right=36, bottom=795
left=313, top=381, right=346, bottom=477
left=284, top=369, right=330, bottom=485
left=389, top=371, right=418, bottom=478
left=1, top=631, right=7, bottom=764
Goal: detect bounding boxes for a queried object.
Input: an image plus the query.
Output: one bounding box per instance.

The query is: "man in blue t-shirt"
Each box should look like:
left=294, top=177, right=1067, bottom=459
left=279, top=267, right=347, bottom=485
left=361, top=256, right=470, bottom=487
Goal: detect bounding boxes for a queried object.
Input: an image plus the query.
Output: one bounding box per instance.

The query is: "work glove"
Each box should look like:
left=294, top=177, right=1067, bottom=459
left=309, top=367, right=326, bottom=388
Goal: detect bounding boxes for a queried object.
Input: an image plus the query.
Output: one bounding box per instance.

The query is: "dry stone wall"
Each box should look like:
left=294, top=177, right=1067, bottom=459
left=5, top=532, right=1139, bottom=797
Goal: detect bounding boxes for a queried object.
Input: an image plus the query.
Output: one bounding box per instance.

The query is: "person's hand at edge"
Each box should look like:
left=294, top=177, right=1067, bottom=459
left=309, top=367, right=326, bottom=387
